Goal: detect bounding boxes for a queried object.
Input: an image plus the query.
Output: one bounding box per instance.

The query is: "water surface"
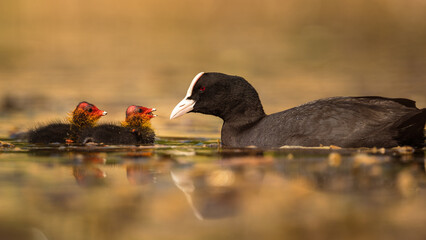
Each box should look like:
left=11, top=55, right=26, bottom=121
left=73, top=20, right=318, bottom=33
left=0, top=138, right=425, bottom=240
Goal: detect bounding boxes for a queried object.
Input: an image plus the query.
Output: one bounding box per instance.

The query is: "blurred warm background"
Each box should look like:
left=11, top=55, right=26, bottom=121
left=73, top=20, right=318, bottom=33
left=1, top=0, right=425, bottom=137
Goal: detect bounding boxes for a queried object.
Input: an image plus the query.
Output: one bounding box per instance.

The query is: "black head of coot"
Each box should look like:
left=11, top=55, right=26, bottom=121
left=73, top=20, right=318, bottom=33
left=171, top=72, right=265, bottom=122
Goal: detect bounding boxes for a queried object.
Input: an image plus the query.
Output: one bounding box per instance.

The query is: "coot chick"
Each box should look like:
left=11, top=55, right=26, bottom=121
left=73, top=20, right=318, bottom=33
left=170, top=72, right=426, bottom=148
left=79, top=105, right=156, bottom=145
left=28, top=101, right=107, bottom=144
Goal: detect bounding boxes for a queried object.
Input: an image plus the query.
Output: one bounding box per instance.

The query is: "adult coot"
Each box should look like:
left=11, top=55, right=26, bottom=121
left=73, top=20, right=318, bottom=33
left=170, top=72, right=426, bottom=148
left=29, top=101, right=107, bottom=144
left=79, top=105, right=156, bottom=145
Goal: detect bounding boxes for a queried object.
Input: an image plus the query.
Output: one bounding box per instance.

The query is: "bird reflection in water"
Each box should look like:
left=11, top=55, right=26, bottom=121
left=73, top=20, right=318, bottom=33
left=126, top=164, right=154, bottom=185
left=124, top=150, right=171, bottom=185
left=72, top=152, right=107, bottom=187
left=171, top=156, right=267, bottom=220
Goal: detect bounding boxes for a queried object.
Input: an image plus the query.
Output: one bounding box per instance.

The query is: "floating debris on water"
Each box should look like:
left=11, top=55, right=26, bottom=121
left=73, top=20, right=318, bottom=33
left=0, top=140, right=15, bottom=149
left=392, top=146, right=415, bottom=155
left=279, top=145, right=340, bottom=150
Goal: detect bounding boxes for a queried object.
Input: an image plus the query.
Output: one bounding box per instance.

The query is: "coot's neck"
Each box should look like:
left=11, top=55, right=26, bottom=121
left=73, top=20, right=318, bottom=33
left=220, top=96, right=266, bottom=130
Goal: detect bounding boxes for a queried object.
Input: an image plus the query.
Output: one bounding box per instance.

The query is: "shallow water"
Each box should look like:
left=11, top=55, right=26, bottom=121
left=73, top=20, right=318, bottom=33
left=0, top=138, right=425, bottom=240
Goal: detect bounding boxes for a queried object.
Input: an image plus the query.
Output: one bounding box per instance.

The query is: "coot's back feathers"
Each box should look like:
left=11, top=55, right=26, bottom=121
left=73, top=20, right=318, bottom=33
left=254, top=96, right=425, bottom=148
left=351, top=96, right=417, bottom=108
left=394, top=108, right=426, bottom=147
left=170, top=72, right=426, bottom=148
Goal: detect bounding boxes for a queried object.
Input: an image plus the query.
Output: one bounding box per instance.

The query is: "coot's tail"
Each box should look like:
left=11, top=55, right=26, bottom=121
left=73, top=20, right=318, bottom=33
left=422, top=108, right=426, bottom=148
left=396, top=108, right=426, bottom=148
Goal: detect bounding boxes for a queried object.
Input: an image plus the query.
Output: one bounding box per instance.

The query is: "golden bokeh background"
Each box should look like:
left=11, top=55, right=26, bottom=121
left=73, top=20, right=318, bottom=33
left=1, top=0, right=425, bottom=137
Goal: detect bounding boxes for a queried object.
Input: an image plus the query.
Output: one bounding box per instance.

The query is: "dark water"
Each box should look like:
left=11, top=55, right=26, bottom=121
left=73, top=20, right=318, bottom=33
left=0, top=138, right=425, bottom=240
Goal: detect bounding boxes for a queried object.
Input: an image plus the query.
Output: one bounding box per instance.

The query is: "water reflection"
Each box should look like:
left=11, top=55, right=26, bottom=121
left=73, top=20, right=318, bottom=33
left=72, top=153, right=107, bottom=187
left=0, top=140, right=425, bottom=240
left=272, top=151, right=426, bottom=196
left=0, top=223, right=48, bottom=240
left=171, top=156, right=267, bottom=220
left=126, top=164, right=153, bottom=185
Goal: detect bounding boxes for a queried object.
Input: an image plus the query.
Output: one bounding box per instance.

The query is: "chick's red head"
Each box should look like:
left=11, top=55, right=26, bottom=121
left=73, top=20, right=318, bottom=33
left=71, top=101, right=107, bottom=128
left=124, top=105, right=156, bottom=128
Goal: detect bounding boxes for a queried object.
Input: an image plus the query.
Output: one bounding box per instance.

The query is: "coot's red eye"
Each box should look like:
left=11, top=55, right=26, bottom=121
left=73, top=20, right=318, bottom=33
left=200, top=86, right=206, bottom=92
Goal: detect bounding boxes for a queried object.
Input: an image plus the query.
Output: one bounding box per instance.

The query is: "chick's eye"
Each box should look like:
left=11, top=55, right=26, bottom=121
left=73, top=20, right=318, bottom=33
left=138, top=109, right=142, bottom=113
left=88, top=108, right=93, bottom=113
left=199, top=86, right=206, bottom=92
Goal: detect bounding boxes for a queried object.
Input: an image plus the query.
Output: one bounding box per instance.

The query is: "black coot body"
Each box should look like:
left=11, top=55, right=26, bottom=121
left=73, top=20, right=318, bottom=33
left=170, top=72, right=426, bottom=148
left=79, top=124, right=155, bottom=145
left=28, top=123, right=71, bottom=144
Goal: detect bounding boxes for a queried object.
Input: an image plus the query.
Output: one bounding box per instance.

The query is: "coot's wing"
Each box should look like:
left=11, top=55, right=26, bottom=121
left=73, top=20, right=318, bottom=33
left=264, top=97, right=424, bottom=147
